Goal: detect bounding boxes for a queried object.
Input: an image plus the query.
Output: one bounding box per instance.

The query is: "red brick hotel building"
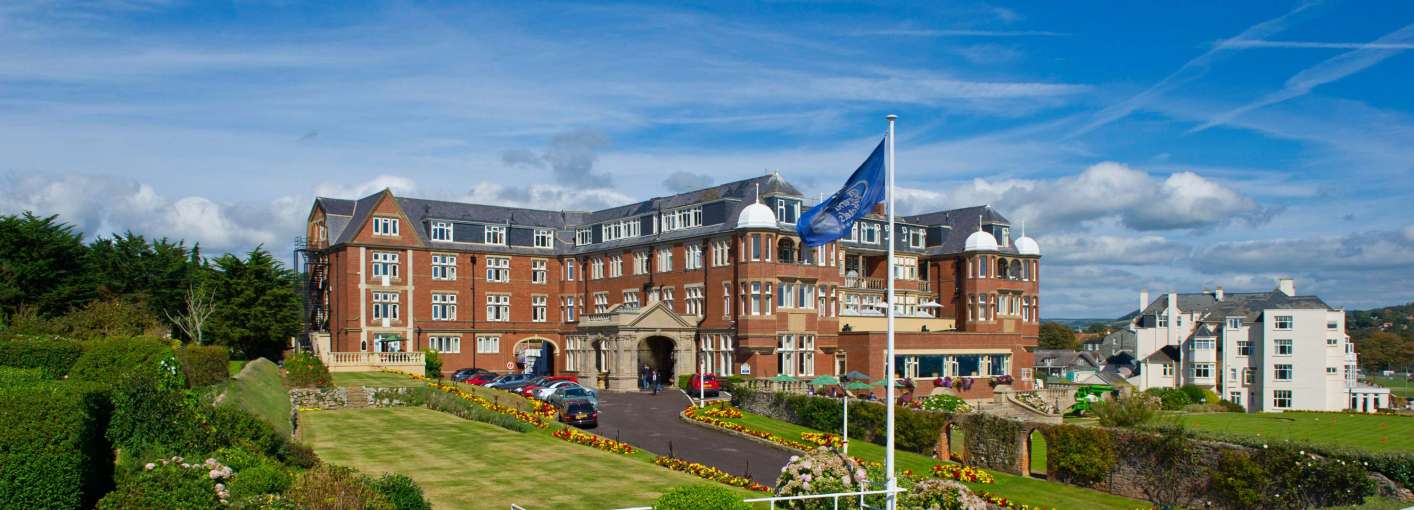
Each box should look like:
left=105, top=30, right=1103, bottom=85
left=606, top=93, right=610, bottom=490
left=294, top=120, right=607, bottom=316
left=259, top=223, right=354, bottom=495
left=302, top=174, right=1040, bottom=396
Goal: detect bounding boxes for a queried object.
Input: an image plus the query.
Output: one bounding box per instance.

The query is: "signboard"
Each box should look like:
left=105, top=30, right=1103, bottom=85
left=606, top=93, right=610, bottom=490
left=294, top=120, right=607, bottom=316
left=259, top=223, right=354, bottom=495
left=739, top=363, right=752, bottom=376
left=505, top=361, right=515, bottom=370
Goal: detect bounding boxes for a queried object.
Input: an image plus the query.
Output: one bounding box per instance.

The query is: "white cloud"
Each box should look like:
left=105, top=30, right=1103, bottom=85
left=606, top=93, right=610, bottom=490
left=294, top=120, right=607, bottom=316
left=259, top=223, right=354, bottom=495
left=1194, top=229, right=1414, bottom=274
left=313, top=175, right=418, bottom=199
left=1036, top=234, right=1191, bottom=265
left=459, top=182, right=633, bottom=212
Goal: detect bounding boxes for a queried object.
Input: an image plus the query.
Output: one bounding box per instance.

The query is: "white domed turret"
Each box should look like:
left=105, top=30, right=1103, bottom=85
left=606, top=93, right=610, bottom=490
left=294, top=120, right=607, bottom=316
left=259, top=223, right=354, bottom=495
left=737, top=202, right=777, bottom=229
left=964, top=230, right=998, bottom=252
left=1015, top=236, right=1040, bottom=256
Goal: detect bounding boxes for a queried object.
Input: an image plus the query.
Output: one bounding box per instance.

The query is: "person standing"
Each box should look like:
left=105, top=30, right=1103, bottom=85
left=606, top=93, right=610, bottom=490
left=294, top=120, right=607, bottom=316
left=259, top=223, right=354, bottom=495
left=651, top=369, right=660, bottom=395
left=639, top=364, right=648, bottom=390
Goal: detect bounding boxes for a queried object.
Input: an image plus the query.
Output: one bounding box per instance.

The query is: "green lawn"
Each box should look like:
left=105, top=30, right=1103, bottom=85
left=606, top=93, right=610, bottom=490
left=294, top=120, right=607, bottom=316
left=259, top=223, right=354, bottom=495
left=228, top=360, right=247, bottom=377
left=1029, top=429, right=1047, bottom=475
left=222, top=358, right=292, bottom=437
left=1368, top=374, right=1413, bottom=398
left=331, top=371, right=425, bottom=388
left=725, top=411, right=1143, bottom=510
left=303, top=407, right=759, bottom=509
left=1177, top=411, right=1414, bottom=452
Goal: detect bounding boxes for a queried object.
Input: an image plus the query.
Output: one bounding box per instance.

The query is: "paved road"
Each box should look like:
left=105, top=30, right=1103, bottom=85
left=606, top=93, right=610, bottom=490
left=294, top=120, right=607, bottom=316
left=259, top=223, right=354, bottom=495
left=594, top=389, right=792, bottom=486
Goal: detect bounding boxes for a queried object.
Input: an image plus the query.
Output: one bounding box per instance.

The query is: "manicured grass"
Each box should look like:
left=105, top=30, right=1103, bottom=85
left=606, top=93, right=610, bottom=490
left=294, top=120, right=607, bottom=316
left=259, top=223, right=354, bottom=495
left=303, top=407, right=759, bottom=509
left=1029, top=429, right=1047, bottom=475
left=227, top=360, right=247, bottom=376
left=331, top=371, right=425, bottom=388
left=1177, top=411, right=1414, bottom=452
left=223, top=358, right=292, bottom=437
left=1368, top=374, right=1413, bottom=398
left=724, top=411, right=1145, bottom=510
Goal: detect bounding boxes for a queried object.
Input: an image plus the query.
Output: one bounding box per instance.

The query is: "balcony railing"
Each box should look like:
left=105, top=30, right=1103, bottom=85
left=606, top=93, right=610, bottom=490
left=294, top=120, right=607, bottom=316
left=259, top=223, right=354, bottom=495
left=844, top=276, right=886, bottom=290
left=321, top=351, right=424, bottom=368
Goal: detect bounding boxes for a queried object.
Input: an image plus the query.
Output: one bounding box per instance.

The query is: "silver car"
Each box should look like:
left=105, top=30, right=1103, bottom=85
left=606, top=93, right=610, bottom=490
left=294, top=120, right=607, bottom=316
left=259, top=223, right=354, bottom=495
left=547, top=385, right=598, bottom=408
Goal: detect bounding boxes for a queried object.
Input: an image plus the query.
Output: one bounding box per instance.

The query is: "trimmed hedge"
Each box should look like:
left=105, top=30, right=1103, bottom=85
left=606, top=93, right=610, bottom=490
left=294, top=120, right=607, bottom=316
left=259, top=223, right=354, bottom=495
left=285, top=351, right=332, bottom=388
left=69, top=336, right=174, bottom=383
left=372, top=473, right=431, bottom=510
left=0, top=336, right=83, bottom=378
left=177, top=344, right=229, bottom=387
left=0, top=381, right=114, bottom=510
left=1196, top=429, right=1414, bottom=491
left=652, top=484, right=752, bottom=510
left=0, top=366, right=45, bottom=385
left=1045, top=425, right=1117, bottom=486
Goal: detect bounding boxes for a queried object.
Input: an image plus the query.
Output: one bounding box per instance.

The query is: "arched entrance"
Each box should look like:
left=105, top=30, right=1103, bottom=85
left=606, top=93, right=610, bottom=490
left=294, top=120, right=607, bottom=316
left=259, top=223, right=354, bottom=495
left=639, top=336, right=676, bottom=385
left=514, top=338, right=559, bottom=375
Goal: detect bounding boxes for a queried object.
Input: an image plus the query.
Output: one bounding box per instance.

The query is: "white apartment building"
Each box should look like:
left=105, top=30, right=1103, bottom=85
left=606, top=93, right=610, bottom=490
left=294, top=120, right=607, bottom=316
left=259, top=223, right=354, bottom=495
left=1130, top=277, right=1386, bottom=413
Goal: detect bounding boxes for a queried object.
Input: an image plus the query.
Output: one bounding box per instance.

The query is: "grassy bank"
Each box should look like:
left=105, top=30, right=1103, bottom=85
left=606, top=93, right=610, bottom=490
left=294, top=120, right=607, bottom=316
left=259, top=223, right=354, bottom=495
left=1177, top=411, right=1413, bottom=452
left=222, top=358, right=292, bottom=436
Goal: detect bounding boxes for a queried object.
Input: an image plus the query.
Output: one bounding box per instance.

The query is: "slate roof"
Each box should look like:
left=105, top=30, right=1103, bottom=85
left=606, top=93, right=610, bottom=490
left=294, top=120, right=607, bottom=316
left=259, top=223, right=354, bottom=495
left=1033, top=350, right=1102, bottom=370
left=1138, top=289, right=1333, bottom=325
left=1145, top=345, right=1182, bottom=363
left=903, top=205, right=1023, bottom=256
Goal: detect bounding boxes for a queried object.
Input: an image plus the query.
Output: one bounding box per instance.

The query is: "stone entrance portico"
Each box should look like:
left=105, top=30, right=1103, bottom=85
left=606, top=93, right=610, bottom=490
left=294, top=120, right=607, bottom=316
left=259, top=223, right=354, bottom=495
left=573, top=301, right=699, bottom=392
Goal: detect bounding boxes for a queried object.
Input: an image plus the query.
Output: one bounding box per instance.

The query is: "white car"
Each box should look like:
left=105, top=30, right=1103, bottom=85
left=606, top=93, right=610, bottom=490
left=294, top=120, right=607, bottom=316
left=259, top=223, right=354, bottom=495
left=534, top=380, right=581, bottom=400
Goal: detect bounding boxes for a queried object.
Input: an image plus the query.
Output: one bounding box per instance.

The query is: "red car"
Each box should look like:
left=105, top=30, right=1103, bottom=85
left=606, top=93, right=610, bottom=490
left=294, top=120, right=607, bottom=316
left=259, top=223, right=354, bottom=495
left=464, top=373, right=499, bottom=386
left=540, top=374, right=578, bottom=384
left=688, top=374, right=721, bottom=397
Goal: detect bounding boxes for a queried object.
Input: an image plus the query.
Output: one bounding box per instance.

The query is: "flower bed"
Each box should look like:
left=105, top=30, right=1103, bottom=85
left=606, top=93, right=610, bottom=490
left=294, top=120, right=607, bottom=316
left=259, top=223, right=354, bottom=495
left=929, top=463, right=994, bottom=484
left=552, top=427, right=635, bottom=454
left=977, top=490, right=1057, bottom=510
left=653, top=456, right=770, bottom=492
left=682, top=406, right=815, bottom=450
left=1014, top=392, right=1058, bottom=415
left=800, top=431, right=845, bottom=448
left=389, top=371, right=550, bottom=429
left=701, top=403, right=743, bottom=419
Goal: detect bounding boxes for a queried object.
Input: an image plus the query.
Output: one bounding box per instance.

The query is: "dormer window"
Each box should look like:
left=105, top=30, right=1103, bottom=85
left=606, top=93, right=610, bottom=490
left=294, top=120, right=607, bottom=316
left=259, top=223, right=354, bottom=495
left=372, top=217, right=399, bottom=236
left=576, top=227, right=592, bottom=246
left=430, top=221, right=452, bottom=241
left=662, top=206, right=703, bottom=232
left=485, top=225, right=506, bottom=245
left=534, top=229, right=554, bottom=248
left=861, top=223, right=879, bottom=244
left=774, top=199, right=800, bottom=224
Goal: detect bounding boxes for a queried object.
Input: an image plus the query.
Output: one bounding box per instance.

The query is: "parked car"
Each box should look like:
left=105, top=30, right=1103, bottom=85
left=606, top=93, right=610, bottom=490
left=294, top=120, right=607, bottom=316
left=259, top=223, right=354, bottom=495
left=533, top=380, right=581, bottom=400
left=485, top=373, right=534, bottom=388
left=558, top=398, right=598, bottom=428
left=463, top=372, right=500, bottom=386
left=688, top=373, right=721, bottom=397
left=548, top=385, right=598, bottom=408
left=539, top=374, right=578, bottom=384
left=450, top=368, right=492, bottom=382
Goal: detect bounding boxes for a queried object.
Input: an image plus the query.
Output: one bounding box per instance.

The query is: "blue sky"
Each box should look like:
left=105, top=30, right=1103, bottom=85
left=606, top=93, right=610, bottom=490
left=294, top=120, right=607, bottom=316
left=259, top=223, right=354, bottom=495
left=1, top=0, right=1412, bottom=318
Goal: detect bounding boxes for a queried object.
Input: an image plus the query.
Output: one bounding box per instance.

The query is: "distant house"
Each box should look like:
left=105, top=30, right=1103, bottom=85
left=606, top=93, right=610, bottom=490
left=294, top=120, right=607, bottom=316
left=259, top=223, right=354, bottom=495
left=1033, top=349, right=1103, bottom=384
left=1083, top=328, right=1136, bottom=360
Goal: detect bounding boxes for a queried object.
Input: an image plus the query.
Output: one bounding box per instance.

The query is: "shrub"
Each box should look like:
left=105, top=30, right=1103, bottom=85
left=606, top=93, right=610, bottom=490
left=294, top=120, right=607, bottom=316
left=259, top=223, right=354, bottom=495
left=653, top=484, right=751, bottom=510
left=57, top=298, right=168, bottom=339
left=422, top=349, right=442, bottom=379
left=277, top=441, right=321, bottom=469
left=0, top=336, right=83, bottom=378
left=1209, top=445, right=1375, bottom=509
left=900, top=478, right=987, bottom=510
left=178, top=344, right=230, bottom=387
left=284, top=351, right=332, bottom=388
left=372, top=473, right=431, bottom=510
left=1216, top=399, right=1245, bottom=412
left=227, top=460, right=292, bottom=502
left=1144, top=387, right=1192, bottom=410
left=0, top=366, right=44, bottom=384
left=69, top=336, right=174, bottom=383
left=1209, top=450, right=1267, bottom=509
left=204, top=404, right=283, bottom=457
left=1045, top=425, right=1116, bottom=486
left=1091, top=393, right=1158, bottom=427
left=97, top=461, right=223, bottom=510
left=0, top=381, right=114, bottom=510
left=774, top=447, right=871, bottom=509
left=918, top=394, right=972, bottom=413
left=286, top=464, right=393, bottom=510
left=424, top=389, right=532, bottom=432
left=106, top=373, right=204, bottom=455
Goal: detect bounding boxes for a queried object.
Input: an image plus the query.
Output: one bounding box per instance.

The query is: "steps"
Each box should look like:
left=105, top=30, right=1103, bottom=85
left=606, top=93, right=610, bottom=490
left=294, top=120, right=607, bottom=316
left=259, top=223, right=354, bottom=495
left=344, top=386, right=370, bottom=408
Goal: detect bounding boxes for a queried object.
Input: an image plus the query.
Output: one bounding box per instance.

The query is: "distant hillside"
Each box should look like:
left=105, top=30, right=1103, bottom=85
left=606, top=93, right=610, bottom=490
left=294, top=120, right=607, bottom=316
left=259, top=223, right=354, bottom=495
left=1044, top=317, right=1130, bottom=331
left=1348, top=302, right=1414, bottom=334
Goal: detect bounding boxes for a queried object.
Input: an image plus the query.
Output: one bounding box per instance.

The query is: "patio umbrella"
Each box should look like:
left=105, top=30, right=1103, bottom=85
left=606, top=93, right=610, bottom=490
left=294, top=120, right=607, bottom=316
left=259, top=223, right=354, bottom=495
left=769, top=374, right=799, bottom=382
left=872, top=378, right=905, bottom=387
left=843, top=371, right=870, bottom=381
left=809, top=375, right=840, bottom=386
left=844, top=381, right=873, bottom=391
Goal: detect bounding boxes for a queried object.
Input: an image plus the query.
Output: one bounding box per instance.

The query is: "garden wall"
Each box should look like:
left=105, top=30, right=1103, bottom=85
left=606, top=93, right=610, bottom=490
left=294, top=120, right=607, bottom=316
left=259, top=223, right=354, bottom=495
left=288, top=386, right=421, bottom=410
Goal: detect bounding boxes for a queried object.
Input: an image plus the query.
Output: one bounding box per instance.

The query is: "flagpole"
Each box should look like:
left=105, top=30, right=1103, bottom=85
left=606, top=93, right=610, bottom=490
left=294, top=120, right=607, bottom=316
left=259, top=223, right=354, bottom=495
left=884, top=113, right=898, bottom=510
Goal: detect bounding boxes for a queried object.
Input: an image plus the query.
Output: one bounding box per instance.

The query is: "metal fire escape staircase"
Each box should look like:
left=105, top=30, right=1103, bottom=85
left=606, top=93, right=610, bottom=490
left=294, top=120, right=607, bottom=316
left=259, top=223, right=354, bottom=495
left=293, top=237, right=330, bottom=352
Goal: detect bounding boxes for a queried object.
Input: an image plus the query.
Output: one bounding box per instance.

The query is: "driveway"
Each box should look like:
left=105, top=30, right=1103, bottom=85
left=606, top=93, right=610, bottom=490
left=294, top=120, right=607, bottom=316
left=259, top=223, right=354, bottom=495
left=594, top=389, right=792, bottom=486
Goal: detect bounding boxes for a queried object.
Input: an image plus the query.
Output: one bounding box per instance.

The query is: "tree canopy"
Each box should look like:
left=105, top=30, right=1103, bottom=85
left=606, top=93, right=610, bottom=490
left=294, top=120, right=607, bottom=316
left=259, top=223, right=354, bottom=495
left=1038, top=322, right=1080, bottom=350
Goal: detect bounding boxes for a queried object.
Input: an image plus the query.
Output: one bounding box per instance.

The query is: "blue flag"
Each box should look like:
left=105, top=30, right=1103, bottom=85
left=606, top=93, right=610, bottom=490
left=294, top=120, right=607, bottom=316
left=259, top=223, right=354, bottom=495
left=797, top=138, right=886, bottom=247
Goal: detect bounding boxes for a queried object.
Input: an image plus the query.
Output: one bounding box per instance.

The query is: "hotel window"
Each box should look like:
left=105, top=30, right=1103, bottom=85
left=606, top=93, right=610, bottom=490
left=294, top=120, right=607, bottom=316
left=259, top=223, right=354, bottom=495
left=1162, top=363, right=1174, bottom=377
left=1242, top=367, right=1254, bottom=384
left=1192, top=363, right=1213, bottom=379
left=893, top=257, right=917, bottom=280
left=593, top=292, right=608, bottom=313
left=978, top=294, right=988, bottom=320
left=777, top=335, right=797, bottom=376
left=657, top=247, right=674, bottom=272
left=431, top=254, right=456, bottom=280
left=1327, top=320, right=1339, bottom=330
left=712, top=240, right=730, bottom=266
left=722, top=281, right=732, bottom=318
left=485, top=256, right=510, bottom=282
left=476, top=335, right=500, bottom=354
left=847, top=223, right=859, bottom=242
left=1275, top=339, right=1293, bottom=356
left=372, top=217, right=399, bottom=236
left=608, top=255, right=623, bottom=277
left=1274, top=364, right=1293, bottom=381
left=750, top=282, right=762, bottom=315
left=1022, top=299, right=1030, bottom=321
left=485, top=294, right=510, bottom=322
left=685, top=244, right=703, bottom=270
left=431, top=293, right=456, bottom=321
left=428, top=336, right=460, bottom=353
left=531, top=259, right=547, bottom=284
left=661, top=205, right=702, bottom=231
left=1273, top=390, right=1292, bottom=409
left=591, top=257, right=604, bottom=279
left=977, top=256, right=987, bottom=278
left=685, top=286, right=704, bottom=316
left=534, top=228, right=554, bottom=248
left=623, top=291, right=640, bottom=309
left=531, top=295, right=547, bottom=322
left=601, top=218, right=641, bottom=242
left=564, top=259, right=576, bottom=280
left=372, top=252, right=399, bottom=278
left=907, top=226, right=924, bottom=248
left=1228, top=318, right=1242, bottom=329
left=764, top=283, right=774, bottom=314
left=662, top=287, right=675, bottom=311
left=861, top=223, right=879, bottom=244
left=777, top=282, right=791, bottom=308
left=1157, top=315, right=1168, bottom=327
left=430, top=221, right=452, bottom=241
left=1228, top=391, right=1241, bottom=405
left=561, top=296, right=576, bottom=322
left=1327, top=337, right=1339, bottom=346
left=750, top=234, right=762, bottom=260
left=1193, top=338, right=1215, bottom=350
left=372, top=292, right=399, bottom=320
left=575, top=228, right=592, bottom=246
left=1274, top=315, right=1293, bottom=330
left=817, top=286, right=827, bottom=317
left=634, top=250, right=649, bottom=275
left=1236, top=341, right=1250, bottom=356
left=485, top=225, right=506, bottom=245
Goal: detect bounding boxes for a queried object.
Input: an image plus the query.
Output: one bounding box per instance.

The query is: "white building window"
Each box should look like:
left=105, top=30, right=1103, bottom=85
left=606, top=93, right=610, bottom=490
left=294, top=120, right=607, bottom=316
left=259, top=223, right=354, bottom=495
left=861, top=223, right=879, bottom=244
left=1274, top=315, right=1293, bottom=330
left=1327, top=320, right=1339, bottom=330
left=561, top=296, right=576, bottom=322
left=1228, top=318, right=1242, bottom=329
left=429, top=336, right=460, bottom=353
left=657, top=247, right=674, bottom=272
left=576, top=228, right=592, bottom=246
left=608, top=255, right=623, bottom=278
left=531, top=295, right=547, bottom=322
left=593, top=292, right=608, bottom=313
left=535, top=229, right=554, bottom=248
left=1327, top=337, right=1339, bottom=346
left=1193, top=338, right=1215, bottom=350
left=634, top=250, right=650, bottom=275
left=476, top=335, right=500, bottom=354
left=1236, top=341, right=1250, bottom=356
left=662, top=287, right=675, bottom=311
left=1192, top=363, right=1213, bottom=379
left=1326, top=366, right=1338, bottom=375
left=485, top=294, right=510, bottom=322
left=623, top=291, right=640, bottom=309
left=591, top=257, right=604, bottom=279
left=431, top=254, right=456, bottom=280
left=486, top=256, right=510, bottom=282
left=564, top=259, right=576, bottom=281
left=712, top=240, right=730, bottom=266
left=372, top=251, right=399, bottom=278
left=907, top=226, right=924, bottom=248
left=431, top=293, right=457, bottom=321
left=601, top=218, right=641, bottom=241
left=722, top=281, right=732, bottom=318
left=372, top=217, right=399, bottom=236
left=750, top=282, right=762, bottom=315
left=430, top=221, right=452, bottom=241
left=1242, top=368, right=1254, bottom=384
left=1275, top=339, right=1293, bottom=356
left=893, top=256, right=917, bottom=280
left=372, top=291, right=400, bottom=320
left=661, top=206, right=703, bottom=232
left=485, top=225, right=506, bottom=245
left=531, top=259, right=547, bottom=284
left=1273, top=390, right=1292, bottom=409
left=1162, top=363, right=1174, bottom=377
left=684, top=286, right=704, bottom=316
left=1274, top=364, right=1293, bottom=381
left=685, top=244, right=703, bottom=270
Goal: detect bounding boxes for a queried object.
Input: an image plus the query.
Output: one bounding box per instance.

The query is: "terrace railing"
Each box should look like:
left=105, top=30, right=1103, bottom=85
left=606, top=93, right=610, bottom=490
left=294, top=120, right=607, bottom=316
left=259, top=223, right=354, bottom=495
left=321, top=351, right=424, bottom=371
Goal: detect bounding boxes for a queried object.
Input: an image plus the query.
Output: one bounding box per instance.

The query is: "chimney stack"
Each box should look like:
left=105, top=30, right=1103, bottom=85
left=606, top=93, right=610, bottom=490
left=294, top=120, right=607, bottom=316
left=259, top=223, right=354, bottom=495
left=1215, top=286, right=1224, bottom=301
left=1277, top=277, right=1295, bottom=297
left=1140, top=288, right=1149, bottom=314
